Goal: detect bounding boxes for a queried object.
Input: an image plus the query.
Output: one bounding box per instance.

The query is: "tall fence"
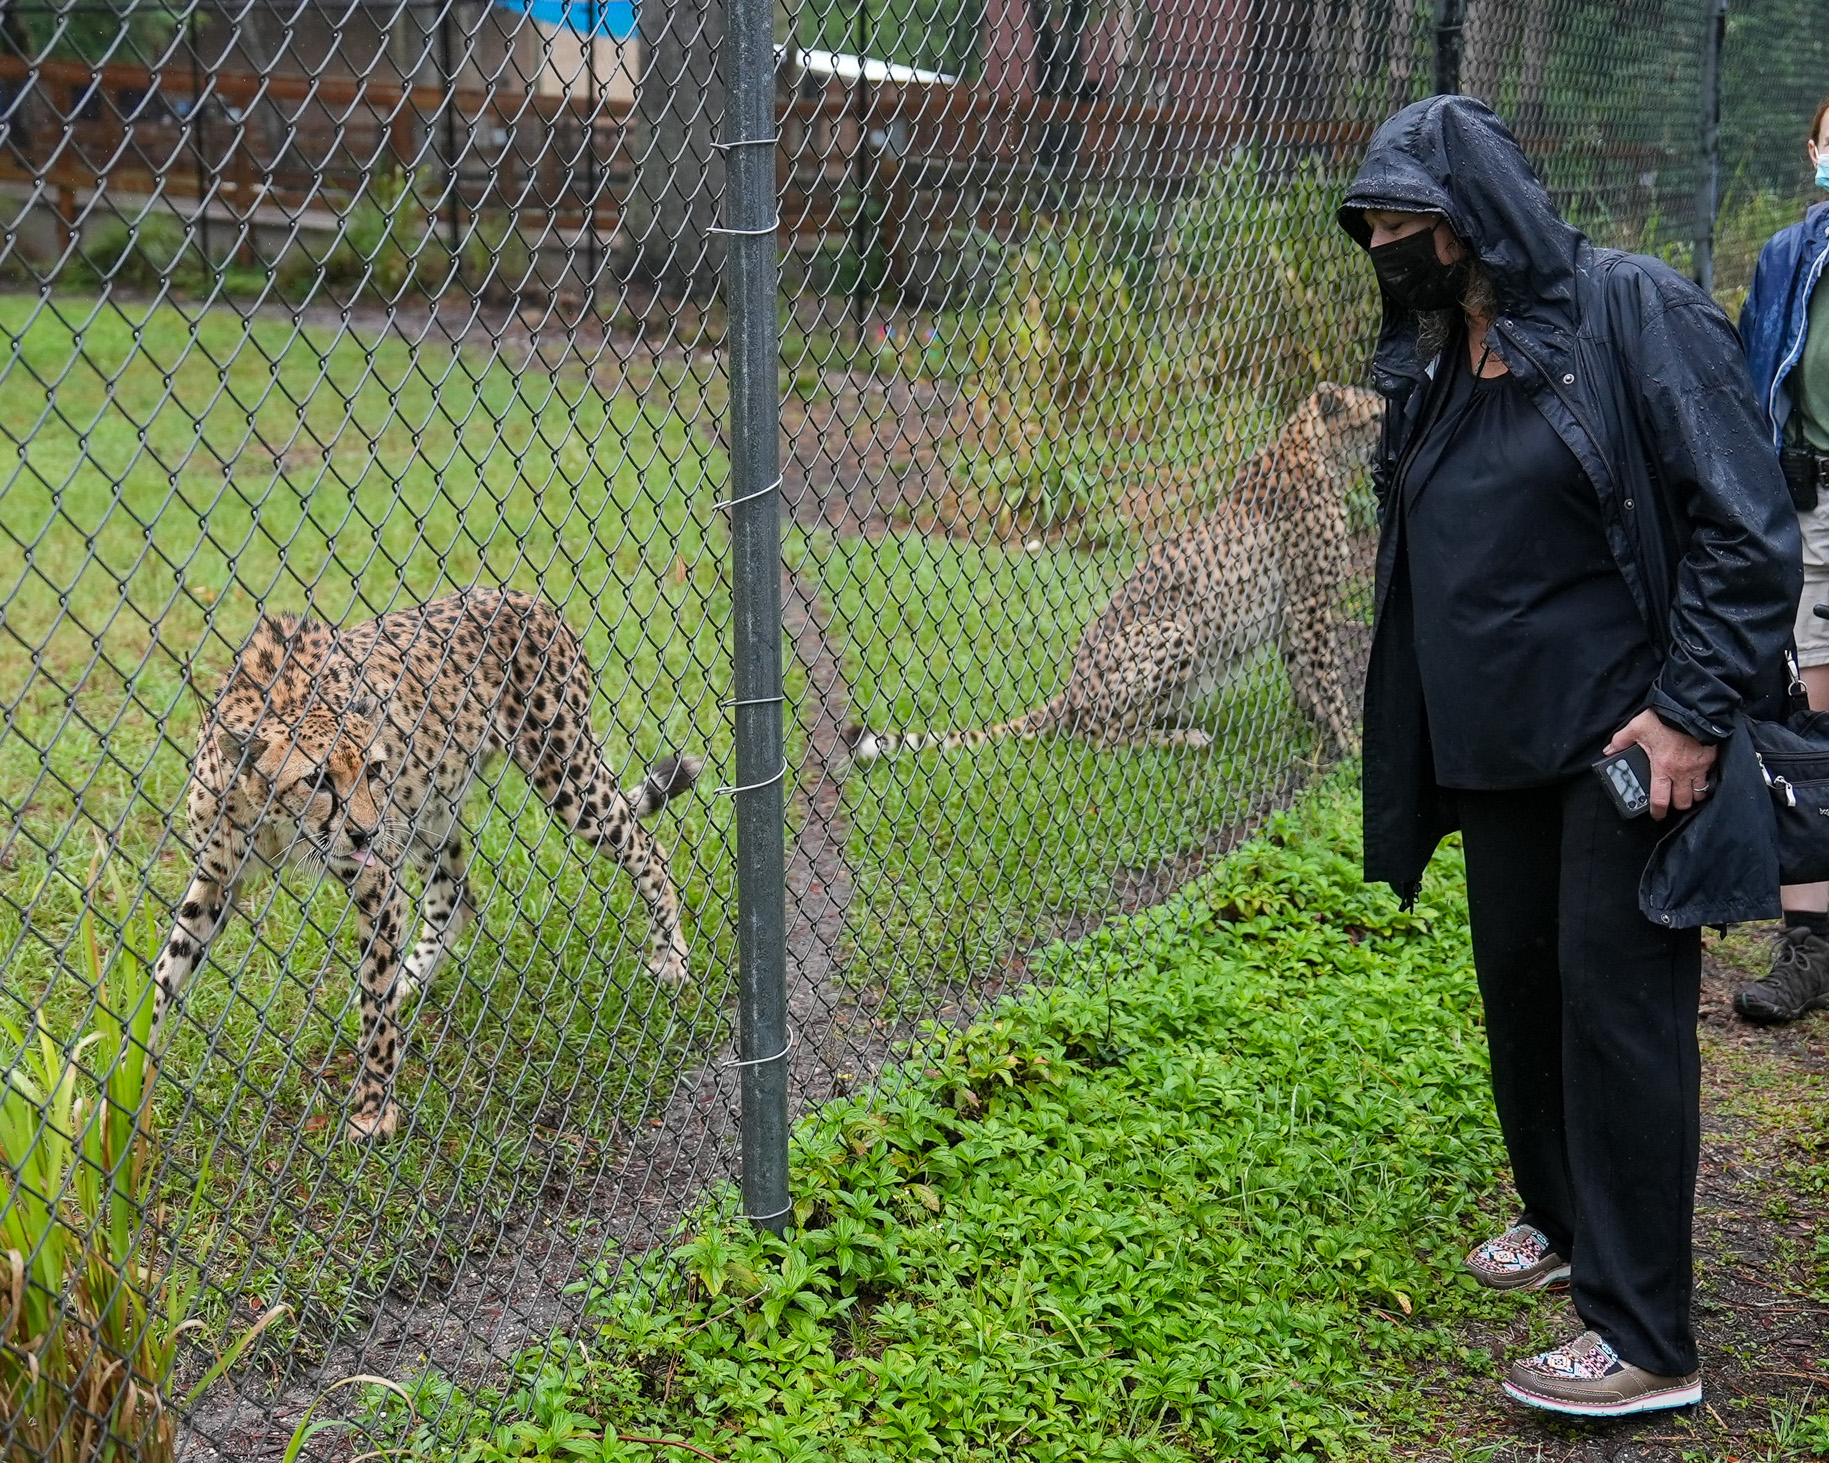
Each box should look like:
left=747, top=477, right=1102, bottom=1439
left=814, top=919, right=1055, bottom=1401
left=0, top=0, right=1823, bottom=1455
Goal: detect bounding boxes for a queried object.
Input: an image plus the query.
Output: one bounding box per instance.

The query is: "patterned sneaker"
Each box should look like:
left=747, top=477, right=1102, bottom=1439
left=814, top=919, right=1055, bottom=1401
left=1735, top=925, right=1829, bottom=1025
left=1464, top=1223, right=1570, bottom=1292
left=1503, top=1330, right=1701, bottom=1417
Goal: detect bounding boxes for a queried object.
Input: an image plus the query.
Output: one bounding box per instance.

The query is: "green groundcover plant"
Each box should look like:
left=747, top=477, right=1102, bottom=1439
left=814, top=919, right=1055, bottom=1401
left=361, top=781, right=1524, bottom=1462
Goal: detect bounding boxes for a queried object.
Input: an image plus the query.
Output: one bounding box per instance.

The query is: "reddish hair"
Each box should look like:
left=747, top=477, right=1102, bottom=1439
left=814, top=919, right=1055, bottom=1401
left=1813, top=95, right=1829, bottom=149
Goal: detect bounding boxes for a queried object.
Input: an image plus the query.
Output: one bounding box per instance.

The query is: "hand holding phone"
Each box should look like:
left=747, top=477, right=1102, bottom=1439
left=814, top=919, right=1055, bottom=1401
left=1592, top=744, right=1653, bottom=818
left=1597, top=710, right=1718, bottom=821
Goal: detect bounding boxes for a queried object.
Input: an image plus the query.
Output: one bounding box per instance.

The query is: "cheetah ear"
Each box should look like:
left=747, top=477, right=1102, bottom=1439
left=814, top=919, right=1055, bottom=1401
left=340, top=699, right=386, bottom=768
left=216, top=727, right=268, bottom=774
left=1315, top=383, right=1346, bottom=418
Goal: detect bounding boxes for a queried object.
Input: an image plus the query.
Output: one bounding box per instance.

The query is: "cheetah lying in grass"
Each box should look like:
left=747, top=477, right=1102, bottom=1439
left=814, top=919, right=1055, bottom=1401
left=844, top=383, right=1382, bottom=762
left=153, top=588, right=700, bottom=1140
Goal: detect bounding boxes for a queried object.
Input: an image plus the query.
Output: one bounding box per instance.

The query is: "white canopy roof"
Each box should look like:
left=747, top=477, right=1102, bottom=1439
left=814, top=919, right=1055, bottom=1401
left=778, top=44, right=957, bottom=86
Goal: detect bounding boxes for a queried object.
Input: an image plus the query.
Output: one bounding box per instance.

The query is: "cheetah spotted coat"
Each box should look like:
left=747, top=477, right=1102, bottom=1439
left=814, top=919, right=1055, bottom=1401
left=153, top=588, right=700, bottom=1140
left=845, top=384, right=1382, bottom=761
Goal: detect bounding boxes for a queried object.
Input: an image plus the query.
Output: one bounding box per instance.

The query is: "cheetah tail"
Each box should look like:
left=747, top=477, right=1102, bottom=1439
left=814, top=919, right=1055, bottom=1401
left=840, top=699, right=1063, bottom=764
left=628, top=753, right=704, bottom=818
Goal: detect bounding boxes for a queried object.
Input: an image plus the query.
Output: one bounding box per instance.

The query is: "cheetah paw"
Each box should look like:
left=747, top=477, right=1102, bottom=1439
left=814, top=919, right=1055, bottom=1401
left=345, top=1100, right=400, bottom=1142
left=651, top=947, right=690, bottom=987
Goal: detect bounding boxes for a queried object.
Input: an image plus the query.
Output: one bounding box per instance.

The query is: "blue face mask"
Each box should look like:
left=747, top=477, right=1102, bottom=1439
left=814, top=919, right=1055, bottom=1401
left=1818, top=154, right=1829, bottom=191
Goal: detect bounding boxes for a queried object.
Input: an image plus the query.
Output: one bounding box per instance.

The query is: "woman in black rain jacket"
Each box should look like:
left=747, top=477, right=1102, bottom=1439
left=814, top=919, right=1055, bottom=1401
left=1339, top=96, right=1797, bottom=1417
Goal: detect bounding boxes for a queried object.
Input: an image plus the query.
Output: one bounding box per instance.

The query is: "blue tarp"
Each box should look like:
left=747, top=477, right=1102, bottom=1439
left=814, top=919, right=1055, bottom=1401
left=493, top=0, right=635, bottom=40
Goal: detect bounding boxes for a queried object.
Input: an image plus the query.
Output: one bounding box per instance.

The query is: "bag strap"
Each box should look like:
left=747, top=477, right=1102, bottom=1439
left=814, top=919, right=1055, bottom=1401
left=1787, top=646, right=1811, bottom=718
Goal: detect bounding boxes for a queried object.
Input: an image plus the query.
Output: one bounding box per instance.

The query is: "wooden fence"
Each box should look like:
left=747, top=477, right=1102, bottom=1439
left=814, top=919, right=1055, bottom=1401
left=0, top=50, right=1393, bottom=291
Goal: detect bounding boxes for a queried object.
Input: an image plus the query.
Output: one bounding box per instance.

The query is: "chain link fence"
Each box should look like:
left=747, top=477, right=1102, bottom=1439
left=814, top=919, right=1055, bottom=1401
left=0, top=0, right=1822, bottom=1454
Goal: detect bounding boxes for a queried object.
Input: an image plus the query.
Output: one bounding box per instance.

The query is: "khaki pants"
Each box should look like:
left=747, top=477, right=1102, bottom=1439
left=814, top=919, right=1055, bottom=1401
left=1795, top=501, right=1829, bottom=669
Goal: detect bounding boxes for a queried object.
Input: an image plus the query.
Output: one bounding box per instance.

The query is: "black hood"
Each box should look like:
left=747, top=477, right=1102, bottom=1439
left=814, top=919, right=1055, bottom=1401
left=1339, top=95, right=1585, bottom=363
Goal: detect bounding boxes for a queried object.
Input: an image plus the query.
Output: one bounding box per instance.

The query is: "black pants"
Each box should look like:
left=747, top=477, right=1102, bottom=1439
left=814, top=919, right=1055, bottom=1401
left=1458, top=775, right=1702, bottom=1377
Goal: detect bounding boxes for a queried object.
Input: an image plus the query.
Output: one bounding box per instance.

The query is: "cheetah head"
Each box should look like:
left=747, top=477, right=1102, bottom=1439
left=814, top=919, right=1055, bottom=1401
left=1303, top=382, right=1383, bottom=467
left=216, top=700, right=396, bottom=873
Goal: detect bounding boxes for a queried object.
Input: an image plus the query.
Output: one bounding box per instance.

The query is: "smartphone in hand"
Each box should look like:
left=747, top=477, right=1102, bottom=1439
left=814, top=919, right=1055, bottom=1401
left=1592, top=744, right=1653, bottom=819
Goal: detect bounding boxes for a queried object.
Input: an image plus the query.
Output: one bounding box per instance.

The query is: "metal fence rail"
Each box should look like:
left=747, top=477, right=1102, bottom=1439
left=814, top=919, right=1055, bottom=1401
left=0, top=0, right=1823, bottom=1456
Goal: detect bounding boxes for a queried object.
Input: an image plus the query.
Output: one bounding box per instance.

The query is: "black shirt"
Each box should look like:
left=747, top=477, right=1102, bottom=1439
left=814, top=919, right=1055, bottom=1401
left=1400, top=341, right=1658, bottom=789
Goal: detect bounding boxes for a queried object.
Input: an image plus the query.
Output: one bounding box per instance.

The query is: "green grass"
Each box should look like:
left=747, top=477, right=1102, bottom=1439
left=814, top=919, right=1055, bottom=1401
left=362, top=782, right=1515, bottom=1462
left=0, top=295, right=746, bottom=1339
left=798, top=527, right=1342, bottom=1005
left=0, top=294, right=1351, bottom=1370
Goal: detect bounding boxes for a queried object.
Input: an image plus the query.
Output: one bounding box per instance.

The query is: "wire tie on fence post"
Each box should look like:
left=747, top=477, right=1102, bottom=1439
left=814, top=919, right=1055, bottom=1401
left=710, top=475, right=782, bottom=513
left=712, top=758, right=789, bottom=796
left=710, top=133, right=781, bottom=151
left=722, top=1027, right=797, bottom=1069
left=719, top=693, right=786, bottom=709
left=742, top=1199, right=795, bottom=1224
left=709, top=221, right=781, bottom=237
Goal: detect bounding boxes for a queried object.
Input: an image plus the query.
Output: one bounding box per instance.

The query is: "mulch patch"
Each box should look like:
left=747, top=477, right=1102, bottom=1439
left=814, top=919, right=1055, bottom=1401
left=1389, top=924, right=1829, bottom=1462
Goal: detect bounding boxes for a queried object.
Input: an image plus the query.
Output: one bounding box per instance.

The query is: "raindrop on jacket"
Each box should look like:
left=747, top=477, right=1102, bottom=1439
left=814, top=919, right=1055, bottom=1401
left=1339, top=95, right=1801, bottom=927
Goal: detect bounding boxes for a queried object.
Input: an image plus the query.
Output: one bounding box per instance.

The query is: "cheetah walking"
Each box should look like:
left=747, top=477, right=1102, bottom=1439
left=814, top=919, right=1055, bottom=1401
left=153, top=588, right=701, bottom=1141
left=844, top=383, right=1382, bottom=762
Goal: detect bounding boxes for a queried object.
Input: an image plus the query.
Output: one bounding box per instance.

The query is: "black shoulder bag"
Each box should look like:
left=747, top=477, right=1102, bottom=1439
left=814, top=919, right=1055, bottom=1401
left=1751, top=632, right=1829, bottom=884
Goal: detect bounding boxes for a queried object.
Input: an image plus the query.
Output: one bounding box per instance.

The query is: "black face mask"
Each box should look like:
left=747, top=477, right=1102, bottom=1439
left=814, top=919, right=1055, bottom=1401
left=1368, top=228, right=1467, bottom=312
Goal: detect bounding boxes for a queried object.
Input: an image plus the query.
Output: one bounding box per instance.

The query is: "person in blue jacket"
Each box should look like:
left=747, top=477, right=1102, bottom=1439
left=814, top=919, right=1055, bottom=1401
left=1735, top=96, right=1829, bottom=1026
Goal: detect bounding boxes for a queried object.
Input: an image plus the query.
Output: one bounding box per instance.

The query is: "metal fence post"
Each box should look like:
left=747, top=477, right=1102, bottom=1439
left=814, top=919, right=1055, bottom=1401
left=721, top=0, right=792, bottom=1236
left=1432, top=0, right=1466, bottom=95
left=1694, top=0, right=1727, bottom=294
left=850, top=0, right=871, bottom=339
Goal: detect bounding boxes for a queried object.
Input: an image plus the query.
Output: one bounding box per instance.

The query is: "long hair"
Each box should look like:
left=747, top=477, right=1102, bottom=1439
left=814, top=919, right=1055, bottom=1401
left=1415, top=257, right=1500, bottom=364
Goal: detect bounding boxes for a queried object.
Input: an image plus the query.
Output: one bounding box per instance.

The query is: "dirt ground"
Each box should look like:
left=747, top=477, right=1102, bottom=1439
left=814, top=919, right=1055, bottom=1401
left=1391, top=926, right=1829, bottom=1462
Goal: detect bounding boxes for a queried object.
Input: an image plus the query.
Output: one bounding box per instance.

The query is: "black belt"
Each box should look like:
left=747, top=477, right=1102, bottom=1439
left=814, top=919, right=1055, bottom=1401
left=1782, top=444, right=1829, bottom=514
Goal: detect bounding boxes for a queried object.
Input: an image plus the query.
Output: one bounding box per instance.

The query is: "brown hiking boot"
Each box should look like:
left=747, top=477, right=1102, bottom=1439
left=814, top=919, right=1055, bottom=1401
left=1734, top=925, right=1829, bottom=1025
